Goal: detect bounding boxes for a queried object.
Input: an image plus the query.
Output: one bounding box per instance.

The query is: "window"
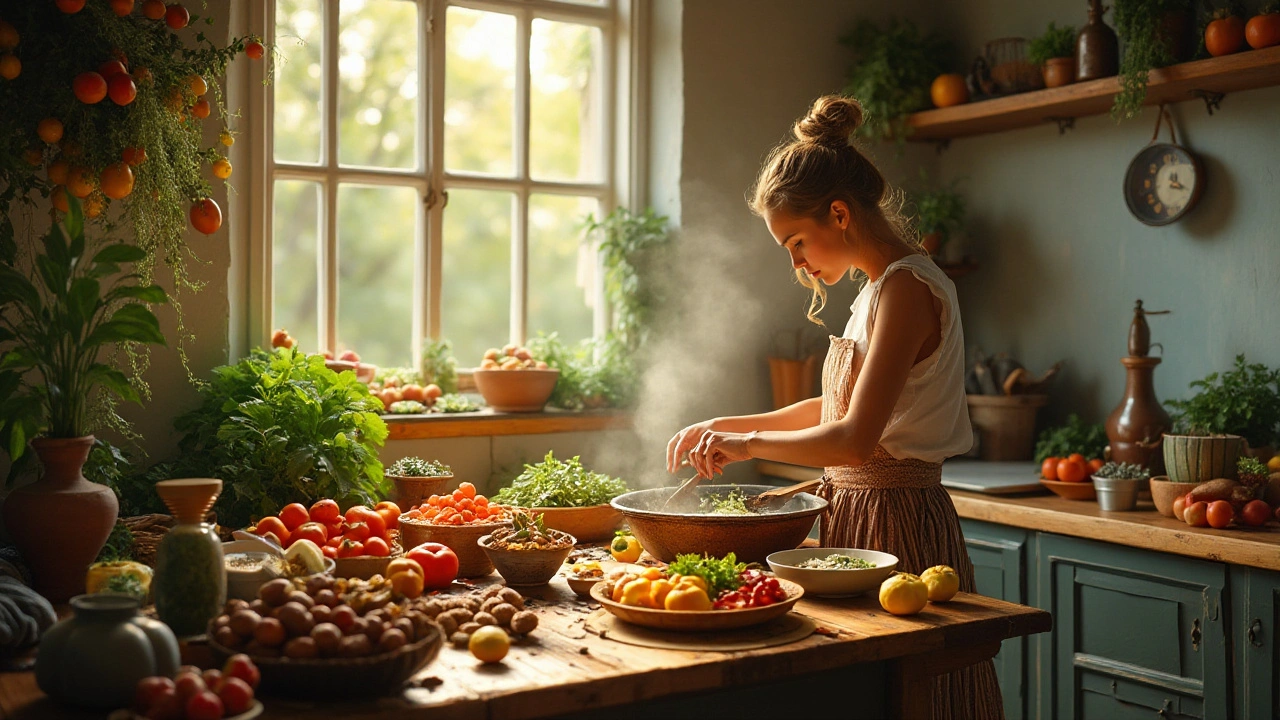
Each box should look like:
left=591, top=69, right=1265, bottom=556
left=254, top=0, right=632, bottom=368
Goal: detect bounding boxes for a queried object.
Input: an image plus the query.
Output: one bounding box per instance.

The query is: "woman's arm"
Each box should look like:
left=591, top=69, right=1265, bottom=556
left=666, top=397, right=821, bottom=473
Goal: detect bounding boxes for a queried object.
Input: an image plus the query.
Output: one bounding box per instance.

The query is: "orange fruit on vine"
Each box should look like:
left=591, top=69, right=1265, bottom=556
left=51, top=186, right=70, bottom=213
left=122, top=146, right=147, bottom=166
left=0, top=54, right=20, bottom=81
left=141, top=0, right=165, bottom=20
left=188, top=74, right=207, bottom=96
left=100, top=162, right=134, bottom=200
left=220, top=131, right=235, bottom=146
left=83, top=194, right=105, bottom=219
left=0, top=21, right=19, bottom=51
left=191, top=98, right=210, bottom=118
left=108, top=74, right=137, bottom=105
left=66, top=166, right=95, bottom=198
left=165, top=4, right=189, bottom=29
left=56, top=0, right=86, bottom=13
left=48, top=160, right=69, bottom=185
left=23, top=148, right=42, bottom=166
left=98, top=60, right=127, bottom=79
left=190, top=198, right=222, bottom=234
left=37, top=118, right=64, bottom=144
left=73, top=72, right=108, bottom=104
left=212, top=157, right=232, bottom=179
left=245, top=41, right=265, bottom=60
left=110, top=0, right=135, bottom=16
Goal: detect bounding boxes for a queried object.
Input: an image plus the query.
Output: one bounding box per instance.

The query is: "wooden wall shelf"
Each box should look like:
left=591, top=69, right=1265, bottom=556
left=906, top=45, right=1280, bottom=141
left=385, top=409, right=632, bottom=440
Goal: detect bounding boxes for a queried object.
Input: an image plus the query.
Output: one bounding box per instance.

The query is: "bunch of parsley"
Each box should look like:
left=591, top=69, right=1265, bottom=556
left=492, top=451, right=629, bottom=508
left=668, top=553, right=746, bottom=598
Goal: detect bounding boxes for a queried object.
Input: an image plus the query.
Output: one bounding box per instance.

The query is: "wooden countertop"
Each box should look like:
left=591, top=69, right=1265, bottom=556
left=0, top=576, right=1049, bottom=720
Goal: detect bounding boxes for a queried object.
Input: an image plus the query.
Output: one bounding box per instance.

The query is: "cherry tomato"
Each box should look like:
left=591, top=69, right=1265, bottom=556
left=1206, top=500, right=1234, bottom=529
left=190, top=198, right=223, bottom=234
left=165, top=4, right=190, bottom=29
left=245, top=41, right=265, bottom=60
left=343, top=521, right=371, bottom=543
left=406, top=542, right=459, bottom=589
left=217, top=677, right=253, bottom=716
left=1087, top=458, right=1105, bottom=475
left=1056, top=458, right=1087, bottom=484
left=309, top=498, right=340, bottom=524
left=1184, top=501, right=1209, bottom=527
left=1041, top=457, right=1060, bottom=480
left=375, top=501, right=401, bottom=531
left=336, top=538, right=365, bottom=558
left=134, top=676, right=175, bottom=713
left=364, top=536, right=390, bottom=557
left=1172, top=494, right=1189, bottom=522
left=184, top=690, right=223, bottom=720
left=1241, top=500, right=1272, bottom=527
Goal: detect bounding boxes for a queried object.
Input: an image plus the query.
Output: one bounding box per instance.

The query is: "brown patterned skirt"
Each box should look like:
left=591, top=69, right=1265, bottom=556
left=818, top=446, right=1006, bottom=720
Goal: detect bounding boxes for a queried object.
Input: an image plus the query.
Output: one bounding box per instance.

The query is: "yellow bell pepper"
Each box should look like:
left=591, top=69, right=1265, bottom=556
left=619, top=578, right=652, bottom=607
left=672, top=574, right=708, bottom=594
left=664, top=584, right=712, bottom=611
left=86, top=561, right=153, bottom=601
left=649, top=579, right=674, bottom=608
left=610, top=531, right=642, bottom=563
left=639, top=567, right=664, bottom=581
left=611, top=573, right=638, bottom=602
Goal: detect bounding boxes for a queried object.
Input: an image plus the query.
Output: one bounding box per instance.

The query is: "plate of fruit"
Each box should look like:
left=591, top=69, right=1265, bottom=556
left=591, top=553, right=803, bottom=631
left=113, top=656, right=263, bottom=720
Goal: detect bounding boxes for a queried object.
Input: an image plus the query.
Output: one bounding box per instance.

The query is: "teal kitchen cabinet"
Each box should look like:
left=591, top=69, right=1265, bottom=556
left=1232, top=566, right=1280, bottom=719
left=1037, top=534, right=1230, bottom=720
left=961, top=519, right=1032, bottom=720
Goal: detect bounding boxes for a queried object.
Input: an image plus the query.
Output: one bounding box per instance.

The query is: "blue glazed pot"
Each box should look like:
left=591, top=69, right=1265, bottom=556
left=35, top=594, right=180, bottom=710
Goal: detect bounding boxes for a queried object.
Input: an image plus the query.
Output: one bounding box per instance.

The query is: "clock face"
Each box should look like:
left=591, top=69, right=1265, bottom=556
left=1123, top=143, right=1203, bottom=226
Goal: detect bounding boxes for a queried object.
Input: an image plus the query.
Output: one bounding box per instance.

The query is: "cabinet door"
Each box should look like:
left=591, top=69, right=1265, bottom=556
left=1037, top=534, right=1229, bottom=720
left=961, top=519, right=1030, bottom=720
left=1232, top=566, right=1280, bottom=719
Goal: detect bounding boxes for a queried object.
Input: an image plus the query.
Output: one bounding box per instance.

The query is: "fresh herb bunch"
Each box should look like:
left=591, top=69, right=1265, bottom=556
left=667, top=553, right=747, bottom=598
left=529, top=333, right=639, bottom=410
left=839, top=17, right=952, bottom=142
left=584, top=207, right=673, bottom=354
left=699, top=487, right=754, bottom=515
left=387, top=457, right=451, bottom=478
left=1093, top=462, right=1150, bottom=480
left=160, top=347, right=388, bottom=528
left=420, top=338, right=458, bottom=394
left=1237, top=456, right=1270, bottom=489
left=909, top=171, right=966, bottom=247
left=1112, top=0, right=1194, bottom=120
left=1028, top=21, right=1078, bottom=66
left=1034, top=414, right=1109, bottom=464
left=103, top=573, right=147, bottom=602
left=434, top=393, right=481, bottom=413
left=493, top=451, right=629, bottom=508
left=1166, top=355, right=1280, bottom=447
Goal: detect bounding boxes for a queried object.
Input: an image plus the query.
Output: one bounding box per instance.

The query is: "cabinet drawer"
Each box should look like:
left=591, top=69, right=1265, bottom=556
left=1037, top=534, right=1229, bottom=720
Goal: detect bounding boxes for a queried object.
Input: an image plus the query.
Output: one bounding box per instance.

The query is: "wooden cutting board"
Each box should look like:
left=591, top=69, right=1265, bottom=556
left=941, top=460, right=1046, bottom=495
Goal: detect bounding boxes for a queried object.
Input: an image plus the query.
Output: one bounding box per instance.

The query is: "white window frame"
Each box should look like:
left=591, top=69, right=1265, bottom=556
left=240, top=0, right=648, bottom=366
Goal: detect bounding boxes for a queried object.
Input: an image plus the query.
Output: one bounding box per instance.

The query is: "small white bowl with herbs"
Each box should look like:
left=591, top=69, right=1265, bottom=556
left=766, top=548, right=899, bottom=598
left=491, top=452, right=629, bottom=542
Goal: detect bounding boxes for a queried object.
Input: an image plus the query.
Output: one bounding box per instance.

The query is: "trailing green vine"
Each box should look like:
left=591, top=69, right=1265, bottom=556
left=1112, top=0, right=1194, bottom=120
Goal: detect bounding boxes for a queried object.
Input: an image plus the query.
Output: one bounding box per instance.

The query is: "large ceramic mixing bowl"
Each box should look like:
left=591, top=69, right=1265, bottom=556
left=610, top=484, right=827, bottom=563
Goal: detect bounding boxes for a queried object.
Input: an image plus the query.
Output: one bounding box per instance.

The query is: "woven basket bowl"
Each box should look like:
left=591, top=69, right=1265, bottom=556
left=399, top=517, right=512, bottom=577
left=478, top=530, right=576, bottom=586
left=331, top=543, right=403, bottom=580
left=389, top=473, right=453, bottom=509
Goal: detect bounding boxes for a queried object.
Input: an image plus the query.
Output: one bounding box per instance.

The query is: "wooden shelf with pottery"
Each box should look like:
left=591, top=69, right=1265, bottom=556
left=906, top=45, right=1280, bottom=141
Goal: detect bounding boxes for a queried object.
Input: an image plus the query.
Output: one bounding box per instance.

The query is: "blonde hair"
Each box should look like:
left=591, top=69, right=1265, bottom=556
left=749, top=95, right=918, bottom=323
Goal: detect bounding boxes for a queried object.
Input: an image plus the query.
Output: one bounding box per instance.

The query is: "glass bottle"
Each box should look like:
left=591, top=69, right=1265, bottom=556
left=153, top=478, right=225, bottom=638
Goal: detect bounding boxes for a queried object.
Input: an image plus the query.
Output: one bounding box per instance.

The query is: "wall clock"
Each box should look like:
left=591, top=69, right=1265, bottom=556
left=1123, top=107, right=1203, bottom=226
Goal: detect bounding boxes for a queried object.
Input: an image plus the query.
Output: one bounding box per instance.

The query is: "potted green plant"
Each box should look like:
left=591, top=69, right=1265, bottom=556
left=1091, top=461, right=1150, bottom=511
left=386, top=456, right=453, bottom=510
left=909, top=174, right=966, bottom=258
left=492, top=451, right=630, bottom=542
left=1163, top=355, right=1279, bottom=483
left=839, top=18, right=952, bottom=141
left=1112, top=0, right=1197, bottom=119
left=1029, top=21, right=1079, bottom=87
left=0, top=199, right=168, bottom=602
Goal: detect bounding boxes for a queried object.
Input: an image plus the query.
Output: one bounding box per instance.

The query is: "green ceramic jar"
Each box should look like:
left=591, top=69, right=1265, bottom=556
left=153, top=518, right=226, bottom=637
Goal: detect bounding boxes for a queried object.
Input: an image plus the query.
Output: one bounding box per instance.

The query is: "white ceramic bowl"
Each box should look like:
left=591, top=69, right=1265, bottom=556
left=766, top=547, right=899, bottom=598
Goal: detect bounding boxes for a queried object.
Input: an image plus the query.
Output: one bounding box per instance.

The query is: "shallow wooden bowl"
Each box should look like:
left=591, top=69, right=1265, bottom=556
left=1040, top=478, right=1096, bottom=501
left=399, top=516, right=512, bottom=577
left=590, top=577, right=804, bottom=631
left=332, top=543, right=403, bottom=580
left=565, top=574, right=602, bottom=598
left=1149, top=477, right=1202, bottom=517
left=519, top=504, right=622, bottom=542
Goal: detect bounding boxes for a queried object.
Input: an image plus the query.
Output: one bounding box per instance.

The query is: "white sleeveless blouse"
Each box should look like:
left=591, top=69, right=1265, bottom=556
left=840, top=254, right=973, bottom=463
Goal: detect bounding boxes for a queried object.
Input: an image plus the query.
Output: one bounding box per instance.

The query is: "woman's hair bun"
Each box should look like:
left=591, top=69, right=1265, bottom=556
left=793, top=95, right=863, bottom=147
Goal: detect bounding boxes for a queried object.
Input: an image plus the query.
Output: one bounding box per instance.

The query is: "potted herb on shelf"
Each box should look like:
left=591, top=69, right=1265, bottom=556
left=1091, top=462, right=1150, bottom=511
left=909, top=174, right=966, bottom=259
left=0, top=200, right=168, bottom=602
left=1112, top=0, right=1197, bottom=119
left=839, top=17, right=952, bottom=141
left=1029, top=21, right=1079, bottom=87
left=386, top=457, right=454, bottom=509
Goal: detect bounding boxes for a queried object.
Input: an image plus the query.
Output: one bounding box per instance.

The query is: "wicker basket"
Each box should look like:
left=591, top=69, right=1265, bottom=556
left=985, top=37, right=1044, bottom=94
left=207, top=621, right=443, bottom=699
left=331, top=543, right=404, bottom=580
left=399, top=517, right=511, bottom=578
left=389, top=473, right=453, bottom=510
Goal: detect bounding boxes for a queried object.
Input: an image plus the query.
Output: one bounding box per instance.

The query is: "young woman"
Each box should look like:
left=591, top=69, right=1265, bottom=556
left=666, top=95, right=1003, bottom=719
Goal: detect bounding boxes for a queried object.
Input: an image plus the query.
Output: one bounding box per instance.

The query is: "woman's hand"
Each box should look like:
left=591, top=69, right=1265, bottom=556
left=688, top=430, right=756, bottom=479
left=666, top=419, right=719, bottom=474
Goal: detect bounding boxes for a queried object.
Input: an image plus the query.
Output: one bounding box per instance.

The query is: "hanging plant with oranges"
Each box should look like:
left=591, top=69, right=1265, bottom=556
left=0, top=0, right=267, bottom=362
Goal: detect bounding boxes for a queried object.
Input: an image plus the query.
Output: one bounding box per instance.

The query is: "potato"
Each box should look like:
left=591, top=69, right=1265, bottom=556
left=276, top=602, right=315, bottom=637
left=498, top=587, right=524, bottom=610
left=451, top=631, right=471, bottom=648
left=1188, top=478, right=1241, bottom=505
left=214, top=625, right=242, bottom=649
left=259, top=578, right=293, bottom=607
left=379, top=628, right=408, bottom=653
left=287, top=591, right=315, bottom=608
left=284, top=636, right=318, bottom=659
left=422, top=600, right=445, bottom=618
left=481, top=358, right=499, bottom=370
left=339, top=634, right=372, bottom=657
left=311, top=622, right=343, bottom=656
left=510, top=611, right=538, bottom=635
left=395, top=616, right=418, bottom=641
left=490, top=603, right=517, bottom=627
left=229, top=609, right=262, bottom=639
left=480, top=597, right=502, bottom=614
left=223, top=599, right=249, bottom=616
left=437, top=614, right=458, bottom=636
left=458, top=621, right=481, bottom=635
left=473, top=612, right=497, bottom=627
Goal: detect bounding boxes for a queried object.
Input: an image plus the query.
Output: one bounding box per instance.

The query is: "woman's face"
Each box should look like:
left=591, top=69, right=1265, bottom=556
left=763, top=202, right=856, bottom=286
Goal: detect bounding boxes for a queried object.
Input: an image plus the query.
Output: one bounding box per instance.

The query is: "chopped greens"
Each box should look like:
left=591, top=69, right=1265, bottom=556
left=387, top=457, right=452, bottom=478
left=698, top=487, right=755, bottom=515
left=797, top=554, right=876, bottom=570
left=434, top=393, right=481, bottom=413
left=667, top=552, right=747, bottom=598
left=492, top=452, right=629, bottom=508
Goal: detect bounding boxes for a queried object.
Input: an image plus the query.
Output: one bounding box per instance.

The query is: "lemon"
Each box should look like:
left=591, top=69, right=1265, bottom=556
left=879, top=572, right=929, bottom=616
left=920, top=565, right=960, bottom=602
left=1268, top=455, right=1280, bottom=474
left=468, top=625, right=510, bottom=664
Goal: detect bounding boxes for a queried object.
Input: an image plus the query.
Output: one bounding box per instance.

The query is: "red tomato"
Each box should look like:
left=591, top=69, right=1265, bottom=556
left=1087, top=458, right=1105, bottom=475
left=165, top=3, right=190, bottom=29
left=321, top=545, right=336, bottom=560
left=309, top=498, right=340, bottom=524
left=110, top=0, right=134, bottom=16
left=346, top=506, right=386, bottom=539
left=200, top=669, right=221, bottom=692
left=245, top=41, right=265, bottom=60
left=375, top=501, right=401, bottom=531
left=343, top=521, right=371, bottom=543
left=190, top=198, right=223, bottom=234
left=173, top=672, right=205, bottom=705
left=279, top=503, right=310, bottom=531
left=1242, top=500, right=1272, bottom=527
left=344, top=505, right=372, bottom=524
left=1056, top=458, right=1087, bottom=484
left=1206, top=500, right=1234, bottom=529
left=325, top=519, right=346, bottom=540
left=56, top=0, right=85, bottom=13
left=1067, top=453, right=1086, bottom=466
left=134, top=676, right=175, bottom=713
left=336, top=539, right=365, bottom=558
left=1041, top=457, right=1060, bottom=480
left=364, top=536, right=390, bottom=557
left=73, top=72, right=108, bottom=104
left=291, top=522, right=328, bottom=547
left=144, top=687, right=181, bottom=720
left=185, top=690, right=223, bottom=720
left=252, top=516, right=290, bottom=546
left=217, top=677, right=253, bottom=715
left=1246, top=12, right=1280, bottom=49
left=142, top=0, right=166, bottom=20
left=98, top=60, right=128, bottom=79
left=1184, top=501, right=1209, bottom=527
left=406, top=542, right=459, bottom=589
left=1172, top=494, right=1189, bottom=522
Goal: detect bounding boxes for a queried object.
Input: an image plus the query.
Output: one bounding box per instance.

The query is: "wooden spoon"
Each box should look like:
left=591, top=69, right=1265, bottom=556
left=661, top=472, right=706, bottom=513
left=743, top=479, right=822, bottom=512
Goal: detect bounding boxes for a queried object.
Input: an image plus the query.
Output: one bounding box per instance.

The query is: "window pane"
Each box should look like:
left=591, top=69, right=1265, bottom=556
left=445, top=7, right=515, bottom=176
left=442, top=189, right=512, bottom=366
left=272, top=180, right=321, bottom=352
left=530, top=20, right=603, bottom=182
left=338, top=0, right=419, bottom=169
left=528, top=194, right=595, bottom=344
left=274, top=0, right=323, bottom=164
left=336, top=184, right=417, bottom=367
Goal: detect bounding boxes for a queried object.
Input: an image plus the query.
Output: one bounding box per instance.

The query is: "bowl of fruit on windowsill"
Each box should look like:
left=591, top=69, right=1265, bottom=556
left=472, top=344, right=558, bottom=412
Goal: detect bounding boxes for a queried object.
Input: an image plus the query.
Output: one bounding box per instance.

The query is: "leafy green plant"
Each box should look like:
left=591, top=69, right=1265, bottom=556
left=420, top=338, right=458, bottom=394
left=584, top=207, right=672, bottom=354
left=839, top=17, right=952, bottom=141
left=493, top=451, right=629, bottom=508
left=95, top=520, right=135, bottom=563
left=1028, top=21, right=1078, bottom=66
left=387, top=457, right=451, bottom=478
left=1112, top=0, right=1193, bottom=119
left=1034, top=414, right=1109, bottom=464
left=1166, top=355, right=1280, bottom=447
left=667, top=553, right=747, bottom=598
left=1094, top=461, right=1150, bottom=480
left=433, top=393, right=481, bottom=413
left=160, top=347, right=389, bottom=528
left=909, top=172, right=966, bottom=248
left=529, top=333, right=639, bottom=411
left=0, top=199, right=167, bottom=484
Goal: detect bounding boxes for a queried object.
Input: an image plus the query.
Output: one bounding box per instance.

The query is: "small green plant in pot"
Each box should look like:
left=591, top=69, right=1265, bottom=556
left=387, top=457, right=454, bottom=510
left=909, top=173, right=966, bottom=258
left=1162, top=355, right=1279, bottom=483
left=1028, top=21, right=1078, bottom=87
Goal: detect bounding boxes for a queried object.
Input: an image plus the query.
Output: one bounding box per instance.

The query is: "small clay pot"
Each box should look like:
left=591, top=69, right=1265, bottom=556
left=1042, top=57, right=1076, bottom=88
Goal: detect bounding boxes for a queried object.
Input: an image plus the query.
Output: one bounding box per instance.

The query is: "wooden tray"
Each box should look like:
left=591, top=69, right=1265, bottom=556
left=589, top=578, right=804, bottom=631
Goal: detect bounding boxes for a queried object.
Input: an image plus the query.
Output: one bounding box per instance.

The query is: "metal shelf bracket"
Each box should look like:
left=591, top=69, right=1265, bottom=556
left=1191, top=90, right=1225, bottom=115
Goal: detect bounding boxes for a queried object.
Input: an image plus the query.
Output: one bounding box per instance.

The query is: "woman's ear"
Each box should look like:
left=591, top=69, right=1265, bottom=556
left=830, top=200, right=851, bottom=230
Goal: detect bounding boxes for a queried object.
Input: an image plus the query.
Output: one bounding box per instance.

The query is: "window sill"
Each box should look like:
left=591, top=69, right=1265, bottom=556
left=383, top=409, right=633, bottom=440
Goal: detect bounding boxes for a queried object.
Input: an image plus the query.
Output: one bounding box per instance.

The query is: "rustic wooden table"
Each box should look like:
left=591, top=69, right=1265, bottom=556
left=0, top=573, right=1049, bottom=720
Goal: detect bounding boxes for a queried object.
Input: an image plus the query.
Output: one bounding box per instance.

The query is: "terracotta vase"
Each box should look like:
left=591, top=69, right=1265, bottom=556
left=1106, top=356, right=1172, bottom=475
left=1042, top=57, right=1077, bottom=88
left=1076, top=0, right=1119, bottom=81
left=2, top=436, right=118, bottom=603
